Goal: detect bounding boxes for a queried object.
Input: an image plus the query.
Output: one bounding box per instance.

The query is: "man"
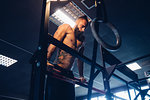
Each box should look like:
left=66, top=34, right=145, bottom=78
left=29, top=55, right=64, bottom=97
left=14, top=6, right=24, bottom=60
left=47, top=15, right=88, bottom=82
left=46, top=15, right=88, bottom=100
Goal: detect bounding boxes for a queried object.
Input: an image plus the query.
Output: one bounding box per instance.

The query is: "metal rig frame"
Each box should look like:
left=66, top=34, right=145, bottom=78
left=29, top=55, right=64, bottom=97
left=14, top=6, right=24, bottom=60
left=30, top=0, right=150, bottom=100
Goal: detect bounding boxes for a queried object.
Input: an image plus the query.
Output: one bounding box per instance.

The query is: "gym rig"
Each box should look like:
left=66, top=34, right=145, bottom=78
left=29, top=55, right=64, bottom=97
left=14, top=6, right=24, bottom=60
left=30, top=0, right=150, bottom=100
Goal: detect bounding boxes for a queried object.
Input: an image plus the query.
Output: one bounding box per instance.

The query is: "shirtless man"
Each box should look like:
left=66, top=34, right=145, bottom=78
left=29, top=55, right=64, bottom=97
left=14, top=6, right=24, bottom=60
left=47, top=15, right=88, bottom=83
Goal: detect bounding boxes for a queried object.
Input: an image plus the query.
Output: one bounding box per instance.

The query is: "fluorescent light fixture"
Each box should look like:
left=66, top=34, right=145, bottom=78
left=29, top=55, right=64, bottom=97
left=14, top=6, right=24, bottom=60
left=147, top=78, right=150, bottom=83
left=47, top=0, right=68, bottom=2
left=126, top=62, right=141, bottom=71
left=75, top=84, right=80, bottom=88
left=49, top=1, right=91, bottom=27
left=141, top=85, right=149, bottom=90
left=53, top=9, right=75, bottom=27
left=148, top=90, right=150, bottom=95
left=145, top=95, right=150, bottom=100
left=91, top=97, right=98, bottom=100
left=0, top=54, right=17, bottom=67
left=47, top=0, right=57, bottom=1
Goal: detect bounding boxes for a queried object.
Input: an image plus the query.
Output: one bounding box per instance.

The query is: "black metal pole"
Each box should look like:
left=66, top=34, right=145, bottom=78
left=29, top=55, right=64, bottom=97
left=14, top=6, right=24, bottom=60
left=95, top=0, right=113, bottom=99
left=126, top=82, right=131, bottom=100
left=136, top=80, right=142, bottom=100
left=96, top=0, right=107, bottom=22
left=87, top=39, right=98, bottom=100
left=134, top=89, right=136, bottom=97
left=101, top=46, right=112, bottom=100
left=29, top=1, right=50, bottom=100
left=134, top=92, right=140, bottom=100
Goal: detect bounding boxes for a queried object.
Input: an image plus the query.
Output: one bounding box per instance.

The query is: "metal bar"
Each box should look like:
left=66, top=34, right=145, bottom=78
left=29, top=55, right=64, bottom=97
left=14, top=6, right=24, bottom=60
left=106, top=65, right=116, bottom=80
left=87, top=39, right=98, bottom=100
left=93, top=69, right=102, bottom=80
left=29, top=1, right=50, bottom=100
left=112, top=74, right=140, bottom=91
left=46, top=71, right=106, bottom=94
left=48, top=34, right=104, bottom=70
left=112, top=94, right=127, bottom=100
left=128, top=77, right=150, bottom=84
left=134, top=92, right=140, bottom=100
left=87, top=0, right=106, bottom=98
left=102, top=48, right=138, bottom=82
left=146, top=94, right=150, bottom=97
left=117, top=54, right=150, bottom=68
left=112, top=74, right=128, bottom=83
left=43, top=74, right=48, bottom=100
left=100, top=0, right=107, bottom=22
left=126, top=83, right=131, bottom=100
left=134, top=81, right=142, bottom=100
left=141, top=89, right=149, bottom=100
left=134, top=89, right=136, bottom=97
left=96, top=0, right=107, bottom=22
left=101, top=46, right=112, bottom=100
left=74, top=78, right=106, bottom=94
left=0, top=95, right=25, bottom=100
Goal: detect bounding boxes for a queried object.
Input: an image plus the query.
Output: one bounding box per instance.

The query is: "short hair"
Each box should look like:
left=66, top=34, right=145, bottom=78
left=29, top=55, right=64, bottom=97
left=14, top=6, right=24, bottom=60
left=77, top=15, right=88, bottom=23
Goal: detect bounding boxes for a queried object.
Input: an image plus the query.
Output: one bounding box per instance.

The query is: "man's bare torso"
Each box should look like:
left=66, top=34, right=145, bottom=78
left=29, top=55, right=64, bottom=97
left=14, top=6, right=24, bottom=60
left=55, top=24, right=84, bottom=70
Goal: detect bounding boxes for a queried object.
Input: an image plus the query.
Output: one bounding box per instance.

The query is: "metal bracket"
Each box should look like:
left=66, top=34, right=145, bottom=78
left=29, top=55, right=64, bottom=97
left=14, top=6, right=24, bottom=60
left=106, top=64, right=116, bottom=80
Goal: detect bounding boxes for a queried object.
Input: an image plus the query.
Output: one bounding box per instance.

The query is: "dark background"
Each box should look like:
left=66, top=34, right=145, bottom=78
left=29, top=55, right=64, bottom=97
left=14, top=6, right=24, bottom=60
left=0, top=0, right=150, bottom=99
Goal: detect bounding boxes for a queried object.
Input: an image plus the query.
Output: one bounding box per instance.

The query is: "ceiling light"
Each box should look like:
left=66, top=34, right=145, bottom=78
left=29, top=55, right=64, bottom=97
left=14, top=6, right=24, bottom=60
left=0, top=54, right=17, bottom=67
left=49, top=1, right=91, bottom=27
left=141, top=85, right=149, bottom=90
left=52, top=9, right=76, bottom=27
left=75, top=84, right=80, bottom=88
left=47, top=0, right=57, bottom=1
left=147, top=78, right=150, bottom=83
left=126, top=62, right=141, bottom=71
left=148, top=90, right=150, bottom=95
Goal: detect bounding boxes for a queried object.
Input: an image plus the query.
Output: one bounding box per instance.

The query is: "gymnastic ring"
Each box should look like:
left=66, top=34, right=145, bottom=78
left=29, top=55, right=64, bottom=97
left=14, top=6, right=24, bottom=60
left=90, top=18, right=121, bottom=50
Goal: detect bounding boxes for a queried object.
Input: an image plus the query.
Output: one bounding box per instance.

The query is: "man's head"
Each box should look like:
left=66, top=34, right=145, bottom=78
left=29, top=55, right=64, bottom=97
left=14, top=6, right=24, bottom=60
left=74, top=15, right=88, bottom=36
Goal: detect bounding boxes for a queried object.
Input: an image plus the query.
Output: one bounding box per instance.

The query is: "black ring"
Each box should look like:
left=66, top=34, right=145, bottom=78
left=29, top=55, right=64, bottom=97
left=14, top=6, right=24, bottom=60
left=90, top=18, right=121, bottom=50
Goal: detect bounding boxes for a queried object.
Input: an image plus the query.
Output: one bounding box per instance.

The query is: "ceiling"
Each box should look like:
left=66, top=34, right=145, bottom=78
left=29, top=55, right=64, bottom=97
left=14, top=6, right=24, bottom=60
left=0, top=0, right=150, bottom=99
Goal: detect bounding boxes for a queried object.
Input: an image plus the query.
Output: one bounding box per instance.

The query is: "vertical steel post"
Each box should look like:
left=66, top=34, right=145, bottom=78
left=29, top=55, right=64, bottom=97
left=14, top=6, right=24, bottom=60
left=91, top=0, right=112, bottom=99
left=87, top=0, right=104, bottom=98
left=135, top=80, right=142, bottom=100
left=96, top=0, right=107, bottom=22
left=100, top=46, right=112, bottom=100
left=29, top=1, right=50, bottom=100
left=137, top=81, right=142, bottom=99
left=87, top=39, right=98, bottom=100
left=126, top=82, right=131, bottom=100
left=134, top=89, right=136, bottom=96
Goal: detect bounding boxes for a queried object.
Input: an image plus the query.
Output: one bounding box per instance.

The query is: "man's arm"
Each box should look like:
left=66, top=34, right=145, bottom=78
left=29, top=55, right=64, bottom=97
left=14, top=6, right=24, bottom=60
left=77, top=46, right=86, bottom=83
left=47, top=24, right=69, bottom=61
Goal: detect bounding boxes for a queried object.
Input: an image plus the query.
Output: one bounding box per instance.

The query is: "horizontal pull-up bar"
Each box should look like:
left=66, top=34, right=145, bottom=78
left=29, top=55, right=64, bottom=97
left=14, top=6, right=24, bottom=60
left=48, top=34, right=104, bottom=70
left=46, top=67, right=106, bottom=94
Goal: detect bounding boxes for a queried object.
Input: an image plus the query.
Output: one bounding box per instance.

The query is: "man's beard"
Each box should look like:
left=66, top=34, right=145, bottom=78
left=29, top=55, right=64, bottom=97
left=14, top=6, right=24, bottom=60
left=74, top=25, right=83, bottom=38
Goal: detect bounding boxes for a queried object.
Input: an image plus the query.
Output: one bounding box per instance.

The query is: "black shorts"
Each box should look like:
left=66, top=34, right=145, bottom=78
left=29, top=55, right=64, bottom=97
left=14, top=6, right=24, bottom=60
left=45, top=66, right=75, bottom=100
